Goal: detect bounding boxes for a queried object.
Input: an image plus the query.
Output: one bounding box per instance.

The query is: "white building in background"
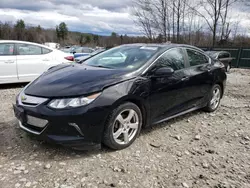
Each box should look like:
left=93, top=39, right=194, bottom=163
left=43, top=42, right=60, bottom=49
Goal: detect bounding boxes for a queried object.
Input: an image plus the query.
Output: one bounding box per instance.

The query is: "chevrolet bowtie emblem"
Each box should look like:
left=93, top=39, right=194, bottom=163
left=21, top=95, right=27, bottom=101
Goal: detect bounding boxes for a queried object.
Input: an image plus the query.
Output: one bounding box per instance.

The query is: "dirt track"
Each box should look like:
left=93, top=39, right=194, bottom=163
left=0, top=69, right=250, bottom=188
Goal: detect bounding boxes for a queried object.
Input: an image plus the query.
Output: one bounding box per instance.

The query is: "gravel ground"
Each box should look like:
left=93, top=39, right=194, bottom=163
left=0, top=69, right=250, bottom=188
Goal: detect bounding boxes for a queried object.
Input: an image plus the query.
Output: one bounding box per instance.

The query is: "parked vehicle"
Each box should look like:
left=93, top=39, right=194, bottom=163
left=0, top=40, right=74, bottom=84
left=43, top=42, right=60, bottom=49
left=206, top=51, right=233, bottom=72
left=13, top=44, right=226, bottom=150
left=74, top=48, right=106, bottom=63
left=71, top=47, right=95, bottom=58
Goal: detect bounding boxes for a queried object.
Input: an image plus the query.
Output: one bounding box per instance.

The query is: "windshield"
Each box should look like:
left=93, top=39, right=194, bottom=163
left=83, top=45, right=159, bottom=69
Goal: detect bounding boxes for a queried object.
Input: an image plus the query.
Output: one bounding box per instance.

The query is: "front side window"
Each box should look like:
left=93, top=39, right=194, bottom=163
left=154, top=48, right=185, bottom=71
left=186, top=49, right=209, bottom=66
left=17, top=44, right=42, bottom=55
left=0, top=43, right=14, bottom=55
left=84, top=46, right=159, bottom=69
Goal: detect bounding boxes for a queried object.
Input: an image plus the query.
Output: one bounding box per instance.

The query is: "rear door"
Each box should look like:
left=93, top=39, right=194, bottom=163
left=16, top=43, right=53, bottom=82
left=184, top=48, right=213, bottom=108
left=0, top=43, right=18, bottom=83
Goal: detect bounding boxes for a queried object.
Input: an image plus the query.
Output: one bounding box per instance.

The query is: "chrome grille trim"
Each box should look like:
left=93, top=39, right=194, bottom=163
left=18, top=91, right=48, bottom=107
left=19, top=121, right=41, bottom=135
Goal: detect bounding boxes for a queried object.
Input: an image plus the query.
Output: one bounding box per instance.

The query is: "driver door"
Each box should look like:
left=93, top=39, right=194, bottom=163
left=147, top=47, right=192, bottom=123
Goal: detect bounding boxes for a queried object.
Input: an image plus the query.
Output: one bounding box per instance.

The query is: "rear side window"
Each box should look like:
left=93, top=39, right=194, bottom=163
left=17, top=44, right=42, bottom=55
left=82, top=48, right=93, bottom=53
left=186, top=49, right=209, bottom=66
left=0, top=43, right=14, bottom=55
left=219, top=53, right=230, bottom=58
left=154, top=48, right=185, bottom=71
left=42, top=48, right=52, bottom=54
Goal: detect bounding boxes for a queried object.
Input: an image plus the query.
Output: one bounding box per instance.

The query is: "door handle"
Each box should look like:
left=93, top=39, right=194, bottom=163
left=4, top=60, right=15, bottom=64
left=181, top=76, right=189, bottom=81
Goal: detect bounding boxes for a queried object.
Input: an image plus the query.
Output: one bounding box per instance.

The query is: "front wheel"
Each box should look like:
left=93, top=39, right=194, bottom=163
left=204, top=84, right=222, bottom=112
left=103, top=102, right=142, bottom=150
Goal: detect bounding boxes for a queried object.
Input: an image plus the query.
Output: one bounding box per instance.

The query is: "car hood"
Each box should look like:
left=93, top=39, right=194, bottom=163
left=25, top=64, right=135, bottom=97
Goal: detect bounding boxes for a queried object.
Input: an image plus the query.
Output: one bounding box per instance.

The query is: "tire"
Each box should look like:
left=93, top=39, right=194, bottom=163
left=204, top=84, right=222, bottom=112
left=103, top=102, right=142, bottom=150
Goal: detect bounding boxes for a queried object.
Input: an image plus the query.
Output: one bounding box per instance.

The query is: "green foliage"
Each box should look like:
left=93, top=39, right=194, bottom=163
left=79, top=34, right=84, bottom=45
left=14, top=19, right=25, bottom=30
left=93, top=35, right=99, bottom=44
left=14, top=19, right=25, bottom=40
left=85, top=35, right=92, bottom=44
left=56, top=22, right=68, bottom=41
left=111, top=32, right=117, bottom=37
left=36, top=25, right=42, bottom=33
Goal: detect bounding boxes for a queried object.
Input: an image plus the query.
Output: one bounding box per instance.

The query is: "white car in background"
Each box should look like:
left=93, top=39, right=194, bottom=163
left=0, top=40, right=74, bottom=84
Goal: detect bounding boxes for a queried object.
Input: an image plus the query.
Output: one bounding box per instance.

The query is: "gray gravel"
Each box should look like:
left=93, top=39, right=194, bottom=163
left=0, top=69, right=250, bottom=188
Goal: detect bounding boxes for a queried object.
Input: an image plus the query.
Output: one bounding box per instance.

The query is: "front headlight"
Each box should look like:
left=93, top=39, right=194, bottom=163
left=48, top=92, right=101, bottom=109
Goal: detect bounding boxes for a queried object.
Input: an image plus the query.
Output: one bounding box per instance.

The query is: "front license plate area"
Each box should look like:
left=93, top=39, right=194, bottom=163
left=26, top=115, right=48, bottom=128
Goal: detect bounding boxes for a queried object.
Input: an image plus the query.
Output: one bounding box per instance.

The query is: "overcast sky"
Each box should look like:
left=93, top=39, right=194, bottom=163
left=0, top=0, right=249, bottom=36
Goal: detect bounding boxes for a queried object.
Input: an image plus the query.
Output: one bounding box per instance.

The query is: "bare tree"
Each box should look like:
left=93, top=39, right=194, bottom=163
left=187, top=0, right=239, bottom=46
left=132, top=0, right=155, bottom=41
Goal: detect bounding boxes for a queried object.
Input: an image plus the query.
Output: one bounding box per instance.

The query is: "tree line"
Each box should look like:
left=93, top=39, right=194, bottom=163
left=0, top=20, right=150, bottom=48
left=0, top=0, right=250, bottom=48
left=132, top=0, right=248, bottom=46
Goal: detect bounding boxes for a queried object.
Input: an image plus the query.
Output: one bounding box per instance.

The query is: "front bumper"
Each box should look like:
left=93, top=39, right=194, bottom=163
left=13, top=102, right=110, bottom=150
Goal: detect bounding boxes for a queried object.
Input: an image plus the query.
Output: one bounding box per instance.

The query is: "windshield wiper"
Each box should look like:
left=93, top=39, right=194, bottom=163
left=92, top=65, right=113, bottom=69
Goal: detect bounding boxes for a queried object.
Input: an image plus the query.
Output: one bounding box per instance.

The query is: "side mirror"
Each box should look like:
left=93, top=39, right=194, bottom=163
left=72, top=51, right=76, bottom=54
left=154, top=67, right=174, bottom=77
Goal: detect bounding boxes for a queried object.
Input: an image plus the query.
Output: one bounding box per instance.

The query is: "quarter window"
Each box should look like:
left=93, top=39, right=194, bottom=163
left=186, top=49, right=209, bottom=66
left=0, top=43, right=14, bottom=55
left=154, top=48, right=185, bottom=71
left=17, top=44, right=42, bottom=55
left=42, top=48, right=52, bottom=54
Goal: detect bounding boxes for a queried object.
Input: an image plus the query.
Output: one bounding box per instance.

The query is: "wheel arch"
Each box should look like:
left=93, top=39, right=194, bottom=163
left=111, top=95, right=149, bottom=128
left=215, top=82, right=224, bottom=98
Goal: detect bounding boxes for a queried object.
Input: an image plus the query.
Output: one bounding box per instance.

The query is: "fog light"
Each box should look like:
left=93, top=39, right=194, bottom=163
left=69, top=123, right=84, bottom=136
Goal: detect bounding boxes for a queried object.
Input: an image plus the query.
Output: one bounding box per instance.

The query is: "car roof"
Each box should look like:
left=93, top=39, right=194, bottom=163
left=206, top=50, right=229, bottom=54
left=0, top=40, right=54, bottom=50
left=120, top=43, right=204, bottom=52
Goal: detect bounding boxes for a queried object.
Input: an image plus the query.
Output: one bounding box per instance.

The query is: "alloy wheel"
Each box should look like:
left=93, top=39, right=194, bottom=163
left=112, top=109, right=139, bottom=145
left=210, top=87, right=221, bottom=110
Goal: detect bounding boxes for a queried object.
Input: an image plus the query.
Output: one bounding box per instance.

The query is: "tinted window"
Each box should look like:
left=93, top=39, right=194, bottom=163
left=0, top=43, right=14, bottom=55
left=219, top=53, right=230, bottom=58
left=42, top=48, right=52, bottom=54
left=154, top=48, right=185, bottom=71
left=74, top=47, right=82, bottom=53
left=17, top=44, right=42, bottom=55
left=84, top=45, right=158, bottom=69
left=82, top=48, right=93, bottom=53
left=187, top=49, right=208, bottom=66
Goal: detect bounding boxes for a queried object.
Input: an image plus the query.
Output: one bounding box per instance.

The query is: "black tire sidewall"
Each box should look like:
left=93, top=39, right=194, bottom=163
left=103, top=102, right=142, bottom=150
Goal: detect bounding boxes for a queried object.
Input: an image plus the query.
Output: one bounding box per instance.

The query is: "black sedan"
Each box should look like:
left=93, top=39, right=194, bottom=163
left=13, top=44, right=227, bottom=150
left=206, top=51, right=233, bottom=72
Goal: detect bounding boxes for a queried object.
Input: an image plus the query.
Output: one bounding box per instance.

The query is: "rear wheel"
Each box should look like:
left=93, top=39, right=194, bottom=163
left=204, top=84, right=222, bottom=112
left=103, top=102, right=142, bottom=150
